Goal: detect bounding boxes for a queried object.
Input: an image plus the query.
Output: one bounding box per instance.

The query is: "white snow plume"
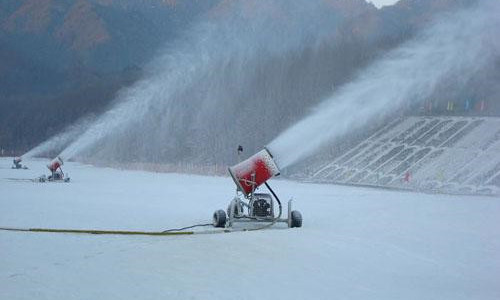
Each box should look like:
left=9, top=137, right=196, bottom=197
left=58, top=0, right=345, bottom=163
left=268, top=1, right=500, bottom=169
left=22, top=115, right=96, bottom=159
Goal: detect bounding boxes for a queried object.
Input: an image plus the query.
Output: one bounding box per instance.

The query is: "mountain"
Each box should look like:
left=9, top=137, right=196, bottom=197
left=0, top=0, right=218, bottom=153
left=0, top=0, right=219, bottom=94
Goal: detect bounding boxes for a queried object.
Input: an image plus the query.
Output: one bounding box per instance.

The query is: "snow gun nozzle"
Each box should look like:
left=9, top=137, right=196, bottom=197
left=228, top=148, right=280, bottom=196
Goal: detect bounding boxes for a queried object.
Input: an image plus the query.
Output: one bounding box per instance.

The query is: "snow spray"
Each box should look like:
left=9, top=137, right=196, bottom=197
left=28, top=0, right=352, bottom=163
left=268, top=1, right=500, bottom=168
left=228, top=148, right=280, bottom=196
left=23, top=115, right=95, bottom=159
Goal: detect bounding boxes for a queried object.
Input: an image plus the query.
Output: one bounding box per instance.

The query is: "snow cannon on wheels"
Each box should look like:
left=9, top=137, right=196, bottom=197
left=38, top=157, right=70, bottom=182
left=212, top=148, right=302, bottom=229
left=11, top=157, right=28, bottom=169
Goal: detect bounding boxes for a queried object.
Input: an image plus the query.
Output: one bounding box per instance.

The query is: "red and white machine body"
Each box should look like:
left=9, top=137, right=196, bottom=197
left=48, top=157, right=63, bottom=172
left=228, top=148, right=280, bottom=196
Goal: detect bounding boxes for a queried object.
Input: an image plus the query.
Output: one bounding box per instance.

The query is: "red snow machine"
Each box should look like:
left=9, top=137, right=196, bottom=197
left=212, top=148, right=302, bottom=229
left=38, top=157, right=70, bottom=182
left=12, top=157, right=28, bottom=169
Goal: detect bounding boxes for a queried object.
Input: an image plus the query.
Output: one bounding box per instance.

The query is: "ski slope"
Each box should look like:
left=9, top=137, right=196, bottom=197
left=312, top=116, right=500, bottom=196
left=1, top=157, right=499, bottom=300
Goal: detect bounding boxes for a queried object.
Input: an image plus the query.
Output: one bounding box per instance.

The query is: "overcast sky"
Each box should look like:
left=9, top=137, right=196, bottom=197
left=368, top=0, right=400, bottom=8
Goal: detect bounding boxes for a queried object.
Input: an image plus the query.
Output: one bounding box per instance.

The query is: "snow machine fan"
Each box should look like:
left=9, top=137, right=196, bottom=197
left=11, top=157, right=28, bottom=169
left=38, top=157, right=70, bottom=182
left=212, top=148, right=302, bottom=229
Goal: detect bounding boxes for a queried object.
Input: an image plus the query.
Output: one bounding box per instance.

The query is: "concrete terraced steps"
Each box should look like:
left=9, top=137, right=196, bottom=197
left=312, top=116, right=500, bottom=196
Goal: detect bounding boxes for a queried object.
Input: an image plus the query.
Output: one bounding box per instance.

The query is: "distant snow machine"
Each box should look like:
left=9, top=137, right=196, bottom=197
left=213, top=148, right=302, bottom=229
left=38, top=157, right=70, bottom=182
left=11, top=157, right=28, bottom=169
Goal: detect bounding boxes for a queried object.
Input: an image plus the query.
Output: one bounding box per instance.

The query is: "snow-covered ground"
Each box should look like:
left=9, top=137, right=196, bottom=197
left=312, top=116, right=500, bottom=196
left=1, top=157, right=499, bottom=300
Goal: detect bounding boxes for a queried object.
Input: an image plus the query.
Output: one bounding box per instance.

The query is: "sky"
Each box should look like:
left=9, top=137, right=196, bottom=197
left=368, top=0, right=400, bottom=8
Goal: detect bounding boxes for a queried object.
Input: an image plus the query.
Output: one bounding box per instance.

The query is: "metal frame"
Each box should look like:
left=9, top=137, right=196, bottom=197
left=225, top=172, right=295, bottom=228
left=38, top=166, right=70, bottom=182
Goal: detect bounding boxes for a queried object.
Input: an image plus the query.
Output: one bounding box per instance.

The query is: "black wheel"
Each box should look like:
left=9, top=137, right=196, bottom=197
left=290, top=210, right=302, bottom=228
left=213, top=209, right=227, bottom=228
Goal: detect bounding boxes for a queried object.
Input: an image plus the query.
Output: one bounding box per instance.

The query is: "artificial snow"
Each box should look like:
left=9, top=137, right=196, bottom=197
left=1, top=158, right=499, bottom=299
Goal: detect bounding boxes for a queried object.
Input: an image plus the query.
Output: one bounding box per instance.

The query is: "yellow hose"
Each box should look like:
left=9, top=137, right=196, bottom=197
left=0, top=227, right=194, bottom=236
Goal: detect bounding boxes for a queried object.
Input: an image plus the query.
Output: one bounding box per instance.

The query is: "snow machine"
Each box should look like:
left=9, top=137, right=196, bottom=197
left=11, top=157, right=28, bottom=169
left=38, top=157, right=70, bottom=182
left=213, top=148, right=302, bottom=229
